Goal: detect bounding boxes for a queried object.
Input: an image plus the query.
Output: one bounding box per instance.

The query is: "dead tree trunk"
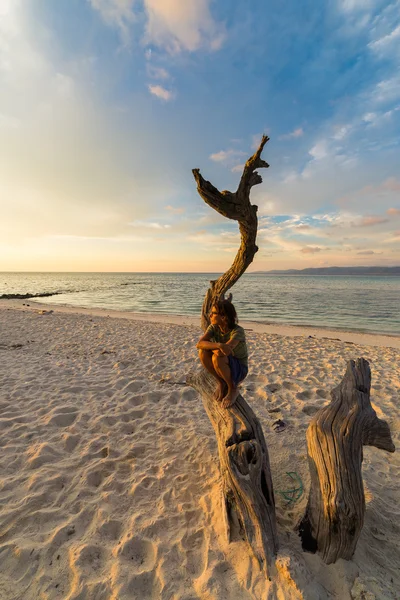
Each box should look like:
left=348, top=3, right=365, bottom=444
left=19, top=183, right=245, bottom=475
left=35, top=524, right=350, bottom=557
left=187, top=370, right=278, bottom=570
left=187, top=136, right=278, bottom=572
left=299, top=358, right=395, bottom=564
left=192, top=135, right=269, bottom=331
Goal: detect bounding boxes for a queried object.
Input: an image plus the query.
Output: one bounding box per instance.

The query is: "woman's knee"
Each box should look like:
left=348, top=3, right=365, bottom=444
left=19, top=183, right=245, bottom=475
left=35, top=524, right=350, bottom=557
left=212, top=351, right=226, bottom=365
left=199, top=349, right=211, bottom=361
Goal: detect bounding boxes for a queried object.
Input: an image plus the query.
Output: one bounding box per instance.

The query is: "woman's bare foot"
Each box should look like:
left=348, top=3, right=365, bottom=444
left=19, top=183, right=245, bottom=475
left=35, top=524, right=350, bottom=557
left=215, top=381, right=226, bottom=402
left=222, top=387, right=239, bottom=409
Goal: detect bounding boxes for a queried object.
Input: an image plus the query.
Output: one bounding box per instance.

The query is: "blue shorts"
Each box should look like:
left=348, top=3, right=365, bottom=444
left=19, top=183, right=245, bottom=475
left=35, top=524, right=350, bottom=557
left=228, top=356, right=248, bottom=386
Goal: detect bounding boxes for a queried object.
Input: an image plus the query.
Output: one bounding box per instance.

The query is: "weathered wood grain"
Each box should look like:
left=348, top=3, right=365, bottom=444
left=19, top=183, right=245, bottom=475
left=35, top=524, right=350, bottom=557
left=187, top=369, right=278, bottom=571
left=299, top=358, right=395, bottom=564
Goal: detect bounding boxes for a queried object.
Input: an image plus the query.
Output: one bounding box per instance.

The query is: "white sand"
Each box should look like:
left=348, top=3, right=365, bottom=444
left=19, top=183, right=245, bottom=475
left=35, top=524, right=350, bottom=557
left=0, top=301, right=398, bottom=599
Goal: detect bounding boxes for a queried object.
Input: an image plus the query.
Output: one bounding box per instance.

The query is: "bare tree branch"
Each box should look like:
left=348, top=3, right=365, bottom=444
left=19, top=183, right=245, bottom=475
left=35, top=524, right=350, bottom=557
left=192, top=135, right=269, bottom=330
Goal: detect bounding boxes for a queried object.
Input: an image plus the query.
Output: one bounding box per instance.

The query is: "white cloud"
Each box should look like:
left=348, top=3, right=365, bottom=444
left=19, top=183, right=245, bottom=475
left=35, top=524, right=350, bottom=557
left=129, top=220, right=171, bottom=229
left=147, top=64, right=170, bottom=80
left=165, top=205, right=185, bottom=214
left=387, top=207, right=400, bottom=216
left=294, top=224, right=311, bottom=231
left=231, top=163, right=245, bottom=173
left=369, top=24, right=400, bottom=54
left=371, top=75, right=400, bottom=104
left=90, top=0, right=225, bottom=53
left=363, top=112, right=377, bottom=123
left=357, top=215, right=389, bottom=227
left=143, top=0, right=225, bottom=53
left=210, top=150, right=232, bottom=161
left=282, top=170, right=298, bottom=184
left=300, top=246, right=322, bottom=254
left=309, top=140, right=328, bottom=161
left=338, top=0, right=375, bottom=13
left=332, top=125, right=351, bottom=140
left=187, top=229, right=240, bottom=250
left=89, top=0, right=136, bottom=45
left=148, top=84, right=174, bottom=101
left=209, top=148, right=246, bottom=168
left=279, top=127, right=304, bottom=140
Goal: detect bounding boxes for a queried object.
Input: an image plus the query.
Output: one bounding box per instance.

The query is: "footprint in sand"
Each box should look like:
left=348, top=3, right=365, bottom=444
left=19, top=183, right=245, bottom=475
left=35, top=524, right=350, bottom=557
left=124, top=380, right=146, bottom=393
left=47, top=522, right=78, bottom=553
left=27, top=443, right=61, bottom=469
left=120, top=409, right=145, bottom=423
left=96, top=414, right=118, bottom=428
left=267, top=383, right=282, bottom=393
left=181, top=528, right=208, bottom=577
left=0, top=543, right=38, bottom=581
left=130, top=474, right=157, bottom=500
left=282, top=381, right=302, bottom=391
left=71, top=543, right=107, bottom=574
left=116, top=537, right=156, bottom=572
left=296, top=390, right=315, bottom=401
left=97, top=519, right=122, bottom=541
left=63, top=433, right=80, bottom=452
left=195, top=560, right=242, bottom=598
left=302, top=404, right=321, bottom=416
left=181, top=388, right=197, bottom=402
left=120, top=422, right=136, bottom=435
left=315, top=388, right=330, bottom=399
left=85, top=469, right=107, bottom=488
left=127, top=395, right=145, bottom=407
left=122, top=571, right=161, bottom=599
left=146, top=391, right=164, bottom=404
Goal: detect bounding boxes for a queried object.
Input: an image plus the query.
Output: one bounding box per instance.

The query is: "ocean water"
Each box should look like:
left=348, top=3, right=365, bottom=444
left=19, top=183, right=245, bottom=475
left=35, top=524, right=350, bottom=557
left=1, top=272, right=400, bottom=336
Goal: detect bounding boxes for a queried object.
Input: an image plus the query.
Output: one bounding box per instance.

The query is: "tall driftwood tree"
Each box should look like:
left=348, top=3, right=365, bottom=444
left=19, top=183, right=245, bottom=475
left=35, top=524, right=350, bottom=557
left=299, top=358, right=395, bottom=564
left=187, top=136, right=279, bottom=573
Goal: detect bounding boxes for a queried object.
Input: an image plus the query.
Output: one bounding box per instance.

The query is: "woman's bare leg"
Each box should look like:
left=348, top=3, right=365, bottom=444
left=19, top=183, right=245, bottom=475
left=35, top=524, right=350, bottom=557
left=212, top=352, right=236, bottom=406
left=199, top=349, right=226, bottom=400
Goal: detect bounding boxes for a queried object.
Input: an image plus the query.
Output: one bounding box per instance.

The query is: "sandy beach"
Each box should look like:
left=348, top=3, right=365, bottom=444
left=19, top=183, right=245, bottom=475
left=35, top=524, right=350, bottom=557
left=0, top=300, right=398, bottom=600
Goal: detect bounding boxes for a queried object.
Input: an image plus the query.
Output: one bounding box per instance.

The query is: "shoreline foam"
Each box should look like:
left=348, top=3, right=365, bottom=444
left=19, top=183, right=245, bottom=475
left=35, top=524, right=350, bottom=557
left=2, top=297, right=400, bottom=349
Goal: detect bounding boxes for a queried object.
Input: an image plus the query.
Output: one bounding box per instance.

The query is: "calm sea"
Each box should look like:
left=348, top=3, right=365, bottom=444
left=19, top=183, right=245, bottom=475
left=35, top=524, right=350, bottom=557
left=1, top=272, right=399, bottom=336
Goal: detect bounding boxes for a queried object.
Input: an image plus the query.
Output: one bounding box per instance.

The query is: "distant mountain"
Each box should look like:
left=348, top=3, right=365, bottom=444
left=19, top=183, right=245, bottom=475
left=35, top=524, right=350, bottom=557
left=251, top=266, right=400, bottom=276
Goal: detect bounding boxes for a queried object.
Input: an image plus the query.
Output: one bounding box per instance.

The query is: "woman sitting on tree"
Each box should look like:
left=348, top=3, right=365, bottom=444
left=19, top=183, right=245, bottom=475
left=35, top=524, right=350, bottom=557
left=196, top=300, right=248, bottom=409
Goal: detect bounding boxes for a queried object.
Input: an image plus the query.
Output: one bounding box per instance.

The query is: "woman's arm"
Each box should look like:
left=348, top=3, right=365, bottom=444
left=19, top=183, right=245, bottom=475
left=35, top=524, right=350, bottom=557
left=196, top=331, right=233, bottom=355
left=196, top=330, right=219, bottom=350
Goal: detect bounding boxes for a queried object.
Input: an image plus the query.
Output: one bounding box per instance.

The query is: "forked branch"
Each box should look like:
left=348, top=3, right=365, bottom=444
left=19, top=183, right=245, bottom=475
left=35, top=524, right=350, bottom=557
left=192, top=135, right=270, bottom=330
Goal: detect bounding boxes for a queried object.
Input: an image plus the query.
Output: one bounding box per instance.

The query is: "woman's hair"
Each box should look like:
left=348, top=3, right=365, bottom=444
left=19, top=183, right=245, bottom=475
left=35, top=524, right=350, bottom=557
left=213, top=299, right=238, bottom=329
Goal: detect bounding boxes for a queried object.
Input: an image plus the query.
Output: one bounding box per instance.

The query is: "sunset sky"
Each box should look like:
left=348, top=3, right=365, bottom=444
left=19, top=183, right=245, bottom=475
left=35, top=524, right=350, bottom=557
left=1, top=0, right=400, bottom=272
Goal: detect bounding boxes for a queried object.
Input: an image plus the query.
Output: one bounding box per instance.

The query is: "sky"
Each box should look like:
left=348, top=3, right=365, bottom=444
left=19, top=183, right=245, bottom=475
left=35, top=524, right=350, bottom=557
left=1, top=0, right=400, bottom=272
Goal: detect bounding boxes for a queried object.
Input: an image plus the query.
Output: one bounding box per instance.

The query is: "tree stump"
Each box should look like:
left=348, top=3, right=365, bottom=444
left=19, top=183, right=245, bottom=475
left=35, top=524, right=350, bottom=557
left=299, top=358, right=395, bottom=564
left=187, top=370, right=278, bottom=571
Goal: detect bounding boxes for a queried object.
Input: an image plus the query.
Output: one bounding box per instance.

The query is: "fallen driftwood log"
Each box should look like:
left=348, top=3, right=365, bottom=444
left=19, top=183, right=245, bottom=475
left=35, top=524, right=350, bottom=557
left=299, top=357, right=395, bottom=564
left=187, top=370, right=278, bottom=571
left=187, top=136, right=278, bottom=572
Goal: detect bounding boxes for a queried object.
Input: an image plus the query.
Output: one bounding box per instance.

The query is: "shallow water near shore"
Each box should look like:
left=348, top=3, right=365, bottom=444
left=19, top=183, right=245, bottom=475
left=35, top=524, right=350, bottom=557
left=1, top=271, right=400, bottom=335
